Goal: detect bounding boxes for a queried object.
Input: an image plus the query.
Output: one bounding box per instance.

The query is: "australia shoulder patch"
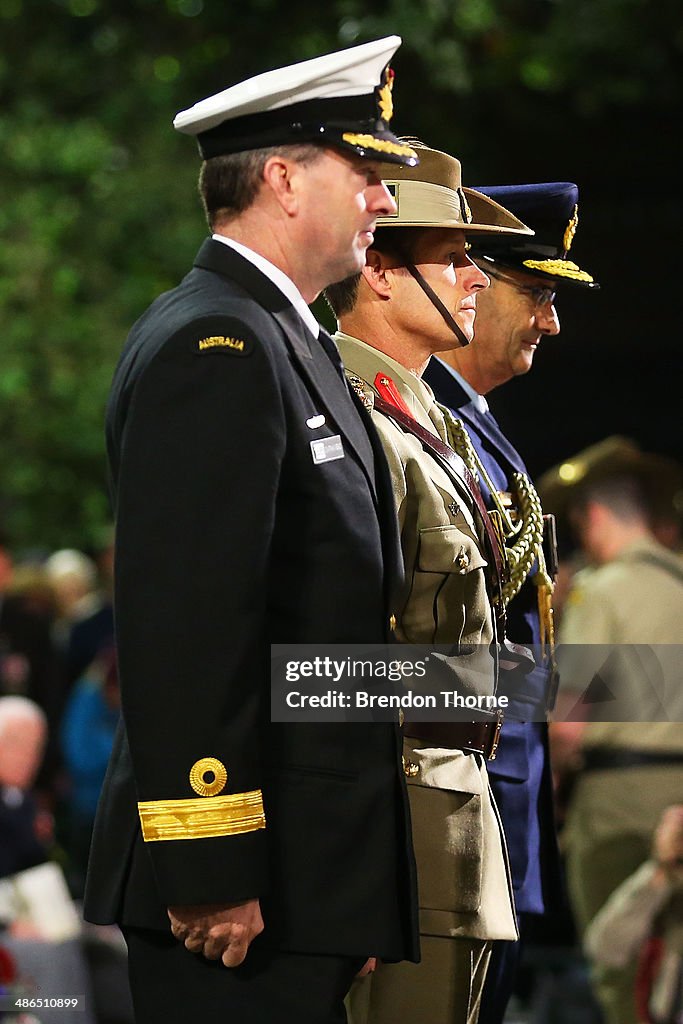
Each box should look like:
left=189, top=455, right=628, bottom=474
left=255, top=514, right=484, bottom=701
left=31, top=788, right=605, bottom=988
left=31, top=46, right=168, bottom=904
left=195, top=333, right=253, bottom=357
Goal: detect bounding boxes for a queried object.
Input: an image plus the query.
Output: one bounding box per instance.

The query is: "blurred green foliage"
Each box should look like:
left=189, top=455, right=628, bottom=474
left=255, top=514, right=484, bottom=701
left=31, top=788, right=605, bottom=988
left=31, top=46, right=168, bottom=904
left=0, top=0, right=680, bottom=548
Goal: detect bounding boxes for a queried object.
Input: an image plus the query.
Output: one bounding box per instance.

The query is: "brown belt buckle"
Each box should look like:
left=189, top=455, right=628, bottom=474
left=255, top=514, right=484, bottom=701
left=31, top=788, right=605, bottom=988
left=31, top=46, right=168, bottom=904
left=487, top=711, right=504, bottom=760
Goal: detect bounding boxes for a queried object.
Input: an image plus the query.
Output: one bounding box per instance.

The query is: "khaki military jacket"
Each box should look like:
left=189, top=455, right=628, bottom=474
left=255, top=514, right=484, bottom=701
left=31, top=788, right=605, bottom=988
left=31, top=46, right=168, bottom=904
left=559, top=536, right=683, bottom=754
left=560, top=537, right=683, bottom=647
left=337, top=332, right=517, bottom=941
left=560, top=536, right=683, bottom=857
left=337, top=334, right=492, bottom=650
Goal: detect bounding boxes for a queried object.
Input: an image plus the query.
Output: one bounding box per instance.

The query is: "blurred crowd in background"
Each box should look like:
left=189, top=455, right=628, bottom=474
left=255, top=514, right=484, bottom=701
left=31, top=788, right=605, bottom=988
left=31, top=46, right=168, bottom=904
left=0, top=433, right=682, bottom=1024
left=1, top=2, right=680, bottom=1019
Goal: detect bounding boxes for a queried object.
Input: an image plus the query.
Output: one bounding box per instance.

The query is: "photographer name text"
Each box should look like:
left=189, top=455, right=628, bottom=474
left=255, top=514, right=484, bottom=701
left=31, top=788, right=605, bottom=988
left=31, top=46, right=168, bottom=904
left=284, top=690, right=508, bottom=710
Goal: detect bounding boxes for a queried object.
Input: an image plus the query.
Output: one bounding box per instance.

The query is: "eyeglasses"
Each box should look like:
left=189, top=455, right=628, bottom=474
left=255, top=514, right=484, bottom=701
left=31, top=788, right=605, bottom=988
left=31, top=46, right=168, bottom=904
left=485, top=265, right=557, bottom=308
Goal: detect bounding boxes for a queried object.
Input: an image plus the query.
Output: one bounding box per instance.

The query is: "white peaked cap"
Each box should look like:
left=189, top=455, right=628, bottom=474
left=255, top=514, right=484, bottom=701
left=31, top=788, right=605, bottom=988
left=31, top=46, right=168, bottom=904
left=173, top=36, right=418, bottom=166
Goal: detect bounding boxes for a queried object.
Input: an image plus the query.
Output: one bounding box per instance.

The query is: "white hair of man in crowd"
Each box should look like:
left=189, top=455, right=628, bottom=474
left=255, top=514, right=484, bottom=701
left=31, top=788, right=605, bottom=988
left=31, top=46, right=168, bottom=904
left=0, top=696, right=48, bottom=793
left=44, top=548, right=99, bottom=625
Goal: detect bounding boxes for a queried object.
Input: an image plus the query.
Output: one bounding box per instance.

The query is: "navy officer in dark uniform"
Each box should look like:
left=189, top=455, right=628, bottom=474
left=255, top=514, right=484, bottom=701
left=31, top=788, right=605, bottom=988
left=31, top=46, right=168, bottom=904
left=84, top=38, right=420, bottom=1024
left=424, top=182, right=599, bottom=1024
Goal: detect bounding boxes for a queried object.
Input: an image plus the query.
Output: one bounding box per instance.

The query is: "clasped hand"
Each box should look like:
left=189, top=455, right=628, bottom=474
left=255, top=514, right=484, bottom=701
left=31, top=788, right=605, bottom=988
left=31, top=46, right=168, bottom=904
left=168, top=897, right=264, bottom=967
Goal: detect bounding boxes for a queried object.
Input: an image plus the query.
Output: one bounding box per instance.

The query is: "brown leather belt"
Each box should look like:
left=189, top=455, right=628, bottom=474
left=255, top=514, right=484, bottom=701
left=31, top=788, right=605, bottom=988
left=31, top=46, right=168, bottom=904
left=403, top=711, right=504, bottom=760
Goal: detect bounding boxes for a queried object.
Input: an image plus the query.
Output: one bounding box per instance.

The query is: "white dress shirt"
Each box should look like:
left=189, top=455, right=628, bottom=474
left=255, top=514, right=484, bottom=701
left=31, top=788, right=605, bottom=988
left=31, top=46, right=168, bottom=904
left=212, top=233, right=320, bottom=339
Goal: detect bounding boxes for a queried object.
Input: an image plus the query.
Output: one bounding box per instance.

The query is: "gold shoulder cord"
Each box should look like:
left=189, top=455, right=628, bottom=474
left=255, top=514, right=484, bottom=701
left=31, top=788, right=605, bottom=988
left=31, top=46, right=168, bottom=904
left=535, top=545, right=556, bottom=661
left=440, top=406, right=555, bottom=661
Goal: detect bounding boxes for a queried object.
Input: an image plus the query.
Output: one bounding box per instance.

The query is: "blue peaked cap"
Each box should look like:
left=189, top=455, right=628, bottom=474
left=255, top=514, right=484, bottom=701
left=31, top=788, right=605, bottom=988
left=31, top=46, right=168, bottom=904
left=468, top=182, right=599, bottom=288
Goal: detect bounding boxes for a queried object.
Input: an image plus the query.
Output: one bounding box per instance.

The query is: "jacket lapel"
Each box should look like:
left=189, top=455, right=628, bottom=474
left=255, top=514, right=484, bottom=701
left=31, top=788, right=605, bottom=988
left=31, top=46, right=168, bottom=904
left=271, top=308, right=378, bottom=503
left=460, top=404, right=529, bottom=477
left=425, top=356, right=528, bottom=476
left=194, top=237, right=292, bottom=312
left=350, top=393, right=404, bottom=618
left=193, top=239, right=378, bottom=502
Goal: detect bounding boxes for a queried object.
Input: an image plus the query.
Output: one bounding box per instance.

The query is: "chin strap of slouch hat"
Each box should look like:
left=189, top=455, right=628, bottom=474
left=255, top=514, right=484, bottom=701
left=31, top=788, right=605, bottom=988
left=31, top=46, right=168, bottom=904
left=399, top=255, right=471, bottom=347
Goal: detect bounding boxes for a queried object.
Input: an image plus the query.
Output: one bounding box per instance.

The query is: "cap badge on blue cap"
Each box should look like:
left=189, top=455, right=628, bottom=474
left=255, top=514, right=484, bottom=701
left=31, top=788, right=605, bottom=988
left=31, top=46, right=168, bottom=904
left=563, top=204, right=579, bottom=255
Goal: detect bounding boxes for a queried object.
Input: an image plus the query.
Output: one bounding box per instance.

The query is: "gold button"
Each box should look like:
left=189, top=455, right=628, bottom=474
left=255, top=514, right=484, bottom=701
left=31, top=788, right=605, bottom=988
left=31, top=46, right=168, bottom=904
left=402, top=756, right=419, bottom=778
left=189, top=757, right=228, bottom=797
left=456, top=545, right=470, bottom=572
left=389, top=614, right=397, bottom=632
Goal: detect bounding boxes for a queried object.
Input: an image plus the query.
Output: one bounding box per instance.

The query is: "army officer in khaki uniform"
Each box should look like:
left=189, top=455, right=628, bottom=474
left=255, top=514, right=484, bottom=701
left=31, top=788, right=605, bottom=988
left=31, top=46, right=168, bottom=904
left=543, top=441, right=683, bottom=1024
left=325, top=140, right=534, bottom=1024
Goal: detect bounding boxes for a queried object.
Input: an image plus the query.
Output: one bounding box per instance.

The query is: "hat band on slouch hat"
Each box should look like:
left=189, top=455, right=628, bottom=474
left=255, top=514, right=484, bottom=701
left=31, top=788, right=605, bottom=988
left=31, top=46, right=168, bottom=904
left=378, top=179, right=473, bottom=227
left=376, top=141, right=533, bottom=237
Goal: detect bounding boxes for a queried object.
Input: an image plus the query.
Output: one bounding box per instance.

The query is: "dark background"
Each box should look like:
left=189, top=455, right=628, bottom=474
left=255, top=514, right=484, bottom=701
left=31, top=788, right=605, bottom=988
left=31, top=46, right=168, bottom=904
left=1, top=0, right=681, bottom=545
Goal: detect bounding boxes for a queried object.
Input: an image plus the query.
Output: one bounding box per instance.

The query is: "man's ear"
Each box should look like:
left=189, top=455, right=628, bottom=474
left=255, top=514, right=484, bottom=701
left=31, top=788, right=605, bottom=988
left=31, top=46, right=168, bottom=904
left=262, top=155, right=299, bottom=215
left=361, top=249, right=393, bottom=299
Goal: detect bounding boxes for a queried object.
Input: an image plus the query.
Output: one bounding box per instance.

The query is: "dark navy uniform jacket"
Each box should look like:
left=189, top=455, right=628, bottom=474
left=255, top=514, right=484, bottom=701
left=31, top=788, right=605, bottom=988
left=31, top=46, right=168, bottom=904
left=425, top=356, right=560, bottom=915
left=84, top=239, right=418, bottom=962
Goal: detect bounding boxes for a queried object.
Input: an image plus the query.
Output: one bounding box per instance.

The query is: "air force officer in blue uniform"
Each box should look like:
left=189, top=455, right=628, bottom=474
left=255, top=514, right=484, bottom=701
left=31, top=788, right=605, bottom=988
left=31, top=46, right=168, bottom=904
left=424, top=182, right=599, bottom=1024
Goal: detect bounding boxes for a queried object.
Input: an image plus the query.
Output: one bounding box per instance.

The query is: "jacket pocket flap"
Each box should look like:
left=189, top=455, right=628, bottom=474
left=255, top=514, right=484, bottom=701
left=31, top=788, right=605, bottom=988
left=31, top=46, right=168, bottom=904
left=418, top=526, right=487, bottom=574
left=405, top=745, right=485, bottom=795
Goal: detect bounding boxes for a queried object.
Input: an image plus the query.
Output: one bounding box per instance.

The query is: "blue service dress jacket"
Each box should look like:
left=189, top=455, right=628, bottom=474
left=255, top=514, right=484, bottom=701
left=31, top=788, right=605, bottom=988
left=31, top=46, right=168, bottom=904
left=424, top=356, right=560, bottom=915
left=83, top=238, right=419, bottom=963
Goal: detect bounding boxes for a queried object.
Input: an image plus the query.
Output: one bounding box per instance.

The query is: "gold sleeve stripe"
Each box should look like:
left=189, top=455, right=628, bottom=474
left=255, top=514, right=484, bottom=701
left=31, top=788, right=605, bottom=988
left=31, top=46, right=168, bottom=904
left=138, top=789, right=266, bottom=842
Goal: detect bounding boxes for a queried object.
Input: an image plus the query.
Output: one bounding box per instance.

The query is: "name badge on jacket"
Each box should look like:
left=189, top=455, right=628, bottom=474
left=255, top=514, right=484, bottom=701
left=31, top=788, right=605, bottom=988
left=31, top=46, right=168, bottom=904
left=310, top=435, right=344, bottom=465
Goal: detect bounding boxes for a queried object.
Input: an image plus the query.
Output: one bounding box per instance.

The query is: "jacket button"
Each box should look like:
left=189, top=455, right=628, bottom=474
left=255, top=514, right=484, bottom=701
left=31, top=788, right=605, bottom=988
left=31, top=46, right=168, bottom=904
left=389, top=614, right=397, bottom=631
